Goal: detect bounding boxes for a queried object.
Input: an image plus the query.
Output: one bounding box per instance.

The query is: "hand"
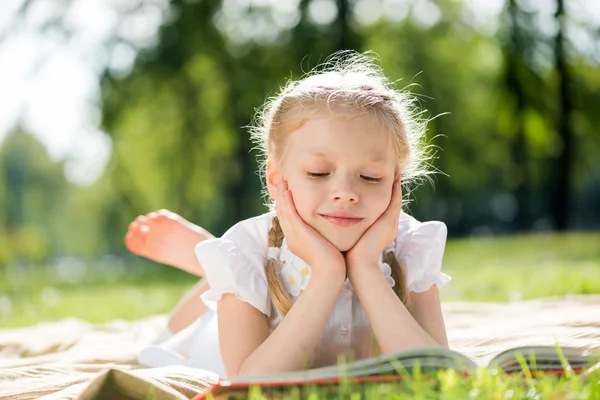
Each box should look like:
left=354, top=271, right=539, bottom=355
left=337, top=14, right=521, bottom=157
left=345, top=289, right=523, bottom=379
left=275, top=179, right=346, bottom=282
left=345, top=177, right=402, bottom=277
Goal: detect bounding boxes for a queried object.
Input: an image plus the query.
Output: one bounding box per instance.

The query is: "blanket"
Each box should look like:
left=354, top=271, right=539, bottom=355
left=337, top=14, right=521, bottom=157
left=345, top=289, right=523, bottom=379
left=1, top=295, right=599, bottom=399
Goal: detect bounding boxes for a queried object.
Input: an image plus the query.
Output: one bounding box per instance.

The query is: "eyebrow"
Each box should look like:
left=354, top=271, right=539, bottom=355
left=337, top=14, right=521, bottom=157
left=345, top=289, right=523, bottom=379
left=308, top=150, right=388, bottom=164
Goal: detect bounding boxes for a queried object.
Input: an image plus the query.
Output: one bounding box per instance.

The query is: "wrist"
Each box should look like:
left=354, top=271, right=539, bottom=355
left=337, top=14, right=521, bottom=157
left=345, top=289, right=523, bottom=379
left=345, top=253, right=379, bottom=270
left=310, top=264, right=347, bottom=287
left=347, top=261, right=380, bottom=281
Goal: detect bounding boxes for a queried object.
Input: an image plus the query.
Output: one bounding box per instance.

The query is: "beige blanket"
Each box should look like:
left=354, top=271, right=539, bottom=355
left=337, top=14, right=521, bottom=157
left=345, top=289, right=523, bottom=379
left=1, top=295, right=599, bottom=400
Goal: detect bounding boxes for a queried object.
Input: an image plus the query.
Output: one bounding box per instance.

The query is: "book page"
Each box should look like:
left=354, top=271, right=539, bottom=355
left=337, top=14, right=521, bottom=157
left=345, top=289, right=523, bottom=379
left=231, top=347, right=478, bottom=384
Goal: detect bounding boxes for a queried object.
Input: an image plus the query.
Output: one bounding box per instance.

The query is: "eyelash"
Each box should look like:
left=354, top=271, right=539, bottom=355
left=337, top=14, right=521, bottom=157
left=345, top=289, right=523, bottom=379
left=306, top=172, right=382, bottom=183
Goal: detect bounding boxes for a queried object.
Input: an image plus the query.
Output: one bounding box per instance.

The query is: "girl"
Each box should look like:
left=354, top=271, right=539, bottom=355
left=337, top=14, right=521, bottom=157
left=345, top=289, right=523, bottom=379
left=125, top=53, right=451, bottom=379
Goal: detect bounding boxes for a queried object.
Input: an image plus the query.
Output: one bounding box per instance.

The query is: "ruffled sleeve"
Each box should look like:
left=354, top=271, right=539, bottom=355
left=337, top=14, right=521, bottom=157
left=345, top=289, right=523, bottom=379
left=395, top=214, right=451, bottom=293
left=195, top=214, right=273, bottom=317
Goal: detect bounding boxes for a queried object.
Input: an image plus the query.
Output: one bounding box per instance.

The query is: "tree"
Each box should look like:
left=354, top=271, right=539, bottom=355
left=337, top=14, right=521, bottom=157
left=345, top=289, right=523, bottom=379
left=551, top=0, right=574, bottom=230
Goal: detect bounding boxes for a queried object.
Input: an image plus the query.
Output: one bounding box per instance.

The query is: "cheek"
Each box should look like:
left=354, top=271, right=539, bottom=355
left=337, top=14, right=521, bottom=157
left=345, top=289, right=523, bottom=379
left=367, top=187, right=393, bottom=215
left=287, top=181, right=315, bottom=218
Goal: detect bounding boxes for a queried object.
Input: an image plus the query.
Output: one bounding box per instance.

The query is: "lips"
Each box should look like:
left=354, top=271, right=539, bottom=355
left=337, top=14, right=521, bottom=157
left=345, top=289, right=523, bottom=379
left=320, top=211, right=363, bottom=227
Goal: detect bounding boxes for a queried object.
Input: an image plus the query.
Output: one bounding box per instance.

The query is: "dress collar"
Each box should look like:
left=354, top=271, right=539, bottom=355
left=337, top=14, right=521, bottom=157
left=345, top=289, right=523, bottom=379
left=270, top=238, right=396, bottom=298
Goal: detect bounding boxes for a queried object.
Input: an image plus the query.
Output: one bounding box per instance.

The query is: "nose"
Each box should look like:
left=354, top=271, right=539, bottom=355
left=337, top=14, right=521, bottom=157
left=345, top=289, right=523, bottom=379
left=331, top=175, right=359, bottom=204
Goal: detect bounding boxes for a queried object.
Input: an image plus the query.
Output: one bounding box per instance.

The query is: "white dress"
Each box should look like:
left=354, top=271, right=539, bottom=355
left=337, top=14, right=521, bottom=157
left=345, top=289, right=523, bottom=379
left=138, top=211, right=451, bottom=378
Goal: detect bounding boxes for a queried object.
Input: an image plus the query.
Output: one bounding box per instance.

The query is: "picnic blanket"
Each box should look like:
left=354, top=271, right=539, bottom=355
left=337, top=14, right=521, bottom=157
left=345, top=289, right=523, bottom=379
left=1, top=295, right=599, bottom=399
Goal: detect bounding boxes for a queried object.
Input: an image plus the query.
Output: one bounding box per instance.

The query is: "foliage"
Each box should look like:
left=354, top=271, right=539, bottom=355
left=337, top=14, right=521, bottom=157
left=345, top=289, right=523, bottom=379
left=0, top=0, right=599, bottom=264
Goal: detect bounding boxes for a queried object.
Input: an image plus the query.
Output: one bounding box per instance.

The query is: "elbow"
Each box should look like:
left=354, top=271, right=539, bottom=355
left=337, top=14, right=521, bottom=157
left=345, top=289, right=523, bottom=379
left=227, top=359, right=258, bottom=379
left=224, top=361, right=245, bottom=380
left=432, top=333, right=449, bottom=349
left=230, top=359, right=257, bottom=379
left=225, top=369, right=240, bottom=380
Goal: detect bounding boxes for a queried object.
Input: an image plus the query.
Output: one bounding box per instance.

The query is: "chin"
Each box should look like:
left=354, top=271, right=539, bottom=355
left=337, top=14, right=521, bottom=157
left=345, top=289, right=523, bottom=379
left=327, top=234, right=361, bottom=253
left=306, top=217, right=366, bottom=252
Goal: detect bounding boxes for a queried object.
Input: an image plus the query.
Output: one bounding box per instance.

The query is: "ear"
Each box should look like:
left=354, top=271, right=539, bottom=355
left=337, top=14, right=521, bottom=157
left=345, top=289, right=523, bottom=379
left=265, top=159, right=282, bottom=199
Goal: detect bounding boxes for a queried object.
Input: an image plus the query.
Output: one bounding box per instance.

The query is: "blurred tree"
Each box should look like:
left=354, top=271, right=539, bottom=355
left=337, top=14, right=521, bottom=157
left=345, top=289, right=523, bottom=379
left=551, top=0, right=573, bottom=230
left=504, top=0, right=532, bottom=230
left=1, top=0, right=599, bottom=265
left=0, top=130, right=68, bottom=263
left=101, top=0, right=241, bottom=241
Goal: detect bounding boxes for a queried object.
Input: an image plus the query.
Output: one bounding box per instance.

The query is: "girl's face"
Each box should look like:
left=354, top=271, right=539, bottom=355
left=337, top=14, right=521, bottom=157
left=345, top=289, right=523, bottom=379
left=271, top=111, right=398, bottom=252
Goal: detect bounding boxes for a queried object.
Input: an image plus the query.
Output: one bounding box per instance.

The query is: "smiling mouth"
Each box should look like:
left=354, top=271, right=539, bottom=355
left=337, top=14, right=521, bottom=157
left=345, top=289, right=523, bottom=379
left=320, top=214, right=363, bottom=227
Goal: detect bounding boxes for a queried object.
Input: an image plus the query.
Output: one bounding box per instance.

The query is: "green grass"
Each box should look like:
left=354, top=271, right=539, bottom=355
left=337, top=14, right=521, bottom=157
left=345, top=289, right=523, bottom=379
left=0, top=265, right=198, bottom=327
left=442, top=232, right=600, bottom=302
left=2, top=232, right=599, bottom=398
left=1, top=232, right=599, bottom=327
left=233, top=367, right=600, bottom=399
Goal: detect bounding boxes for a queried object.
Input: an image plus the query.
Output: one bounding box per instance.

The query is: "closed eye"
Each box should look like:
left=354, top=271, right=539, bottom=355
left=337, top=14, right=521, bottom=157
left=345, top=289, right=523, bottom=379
left=306, top=172, right=329, bottom=178
left=361, top=175, right=382, bottom=182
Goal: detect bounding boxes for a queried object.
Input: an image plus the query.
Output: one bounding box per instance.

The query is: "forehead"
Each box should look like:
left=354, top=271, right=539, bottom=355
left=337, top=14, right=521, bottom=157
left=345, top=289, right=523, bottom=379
left=286, top=113, right=395, bottom=163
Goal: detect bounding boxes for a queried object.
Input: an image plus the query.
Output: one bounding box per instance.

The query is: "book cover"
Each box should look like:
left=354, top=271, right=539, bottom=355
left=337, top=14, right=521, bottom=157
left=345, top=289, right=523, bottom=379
left=193, top=345, right=599, bottom=400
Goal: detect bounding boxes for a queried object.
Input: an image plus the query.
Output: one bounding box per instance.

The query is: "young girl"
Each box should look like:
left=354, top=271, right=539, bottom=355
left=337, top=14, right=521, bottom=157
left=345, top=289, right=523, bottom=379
left=125, top=53, right=451, bottom=379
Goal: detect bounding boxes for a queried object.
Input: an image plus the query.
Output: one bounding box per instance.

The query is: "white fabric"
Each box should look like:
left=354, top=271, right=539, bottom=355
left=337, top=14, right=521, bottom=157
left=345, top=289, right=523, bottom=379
left=148, top=211, right=451, bottom=376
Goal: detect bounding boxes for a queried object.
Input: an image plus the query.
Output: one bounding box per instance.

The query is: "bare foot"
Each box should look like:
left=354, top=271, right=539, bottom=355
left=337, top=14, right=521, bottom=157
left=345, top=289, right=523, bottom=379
left=125, top=209, right=213, bottom=276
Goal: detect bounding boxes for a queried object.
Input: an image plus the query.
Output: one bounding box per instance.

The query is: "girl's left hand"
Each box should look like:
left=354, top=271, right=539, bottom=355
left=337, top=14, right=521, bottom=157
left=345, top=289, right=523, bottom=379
left=345, top=177, right=402, bottom=276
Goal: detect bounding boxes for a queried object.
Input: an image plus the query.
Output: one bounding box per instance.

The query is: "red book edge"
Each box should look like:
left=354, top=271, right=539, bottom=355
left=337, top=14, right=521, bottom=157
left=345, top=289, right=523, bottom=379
left=192, top=368, right=584, bottom=400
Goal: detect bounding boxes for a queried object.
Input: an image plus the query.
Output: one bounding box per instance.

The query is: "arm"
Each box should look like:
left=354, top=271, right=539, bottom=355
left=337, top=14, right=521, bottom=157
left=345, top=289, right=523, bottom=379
left=350, top=266, right=448, bottom=355
left=217, top=271, right=344, bottom=378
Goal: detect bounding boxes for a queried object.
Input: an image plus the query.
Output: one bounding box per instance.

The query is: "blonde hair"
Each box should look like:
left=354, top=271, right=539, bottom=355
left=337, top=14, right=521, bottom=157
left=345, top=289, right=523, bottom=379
left=251, top=51, right=433, bottom=315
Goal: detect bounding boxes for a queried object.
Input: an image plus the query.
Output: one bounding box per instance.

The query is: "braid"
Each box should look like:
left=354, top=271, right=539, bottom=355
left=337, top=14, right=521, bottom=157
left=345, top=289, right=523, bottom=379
left=385, top=251, right=411, bottom=308
left=266, top=217, right=293, bottom=316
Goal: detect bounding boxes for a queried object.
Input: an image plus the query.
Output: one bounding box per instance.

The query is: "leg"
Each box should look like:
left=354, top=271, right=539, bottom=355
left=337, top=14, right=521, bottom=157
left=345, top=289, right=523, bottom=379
left=139, top=308, right=218, bottom=369
left=125, top=209, right=214, bottom=335
left=125, top=209, right=214, bottom=277
left=166, top=279, right=210, bottom=333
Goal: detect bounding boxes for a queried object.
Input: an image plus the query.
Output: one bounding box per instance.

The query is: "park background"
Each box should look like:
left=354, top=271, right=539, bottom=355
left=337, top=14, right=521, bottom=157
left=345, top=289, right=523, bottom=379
left=0, top=0, right=599, bottom=327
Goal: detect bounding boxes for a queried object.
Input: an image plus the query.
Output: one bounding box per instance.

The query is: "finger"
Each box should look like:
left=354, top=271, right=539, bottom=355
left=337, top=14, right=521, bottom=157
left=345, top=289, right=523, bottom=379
left=279, top=180, right=300, bottom=223
left=283, top=185, right=302, bottom=224
left=396, top=180, right=403, bottom=205
left=390, top=180, right=402, bottom=223
left=281, top=182, right=306, bottom=236
left=375, top=181, right=402, bottom=243
left=283, top=184, right=319, bottom=238
left=381, top=181, right=400, bottom=218
left=275, top=182, right=285, bottom=216
left=393, top=180, right=402, bottom=210
left=275, top=182, right=290, bottom=234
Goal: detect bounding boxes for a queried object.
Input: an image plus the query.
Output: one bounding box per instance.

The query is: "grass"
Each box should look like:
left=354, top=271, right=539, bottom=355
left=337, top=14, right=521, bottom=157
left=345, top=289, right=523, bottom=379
left=231, top=367, right=600, bottom=399
left=442, top=232, right=600, bottom=302
left=0, top=233, right=600, bottom=327
left=2, top=232, right=599, bottom=327
left=2, top=232, right=599, bottom=398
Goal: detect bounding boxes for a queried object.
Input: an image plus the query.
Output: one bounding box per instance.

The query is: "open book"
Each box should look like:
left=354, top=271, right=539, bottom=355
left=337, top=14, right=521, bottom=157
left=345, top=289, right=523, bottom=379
left=194, top=345, right=599, bottom=399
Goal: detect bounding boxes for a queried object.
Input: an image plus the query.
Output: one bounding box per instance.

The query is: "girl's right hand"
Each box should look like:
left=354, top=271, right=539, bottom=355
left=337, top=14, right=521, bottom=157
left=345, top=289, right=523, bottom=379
left=275, top=180, right=346, bottom=282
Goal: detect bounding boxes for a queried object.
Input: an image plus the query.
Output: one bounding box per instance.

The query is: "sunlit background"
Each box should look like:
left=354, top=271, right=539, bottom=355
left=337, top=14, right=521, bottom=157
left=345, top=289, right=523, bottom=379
left=1, top=0, right=599, bottom=327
